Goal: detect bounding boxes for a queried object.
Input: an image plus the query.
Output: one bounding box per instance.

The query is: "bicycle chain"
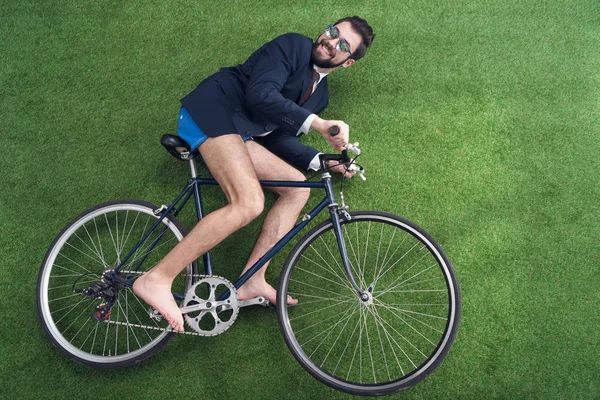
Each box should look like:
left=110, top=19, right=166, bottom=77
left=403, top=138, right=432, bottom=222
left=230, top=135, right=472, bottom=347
left=105, top=274, right=238, bottom=337
left=105, top=320, right=207, bottom=336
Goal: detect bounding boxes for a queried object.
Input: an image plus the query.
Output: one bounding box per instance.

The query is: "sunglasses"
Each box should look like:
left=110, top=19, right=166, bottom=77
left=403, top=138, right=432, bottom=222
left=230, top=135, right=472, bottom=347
left=325, top=24, right=353, bottom=56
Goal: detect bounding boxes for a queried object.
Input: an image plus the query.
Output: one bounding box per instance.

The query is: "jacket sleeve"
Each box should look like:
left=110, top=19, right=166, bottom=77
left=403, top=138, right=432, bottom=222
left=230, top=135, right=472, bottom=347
left=245, top=33, right=312, bottom=135
left=260, top=130, right=320, bottom=171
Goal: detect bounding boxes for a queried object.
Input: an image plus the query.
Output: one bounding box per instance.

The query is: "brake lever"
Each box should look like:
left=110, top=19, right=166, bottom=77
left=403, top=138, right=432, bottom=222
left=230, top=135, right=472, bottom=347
left=347, top=164, right=366, bottom=181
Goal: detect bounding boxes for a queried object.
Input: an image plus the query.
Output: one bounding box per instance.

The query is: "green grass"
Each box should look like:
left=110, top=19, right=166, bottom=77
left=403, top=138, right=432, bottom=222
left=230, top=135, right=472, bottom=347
left=1, top=0, right=598, bottom=398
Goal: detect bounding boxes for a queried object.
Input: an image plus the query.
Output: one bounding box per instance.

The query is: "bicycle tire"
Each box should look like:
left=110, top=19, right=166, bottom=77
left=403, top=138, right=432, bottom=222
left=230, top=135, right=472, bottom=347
left=37, top=200, right=198, bottom=368
left=277, top=211, right=460, bottom=395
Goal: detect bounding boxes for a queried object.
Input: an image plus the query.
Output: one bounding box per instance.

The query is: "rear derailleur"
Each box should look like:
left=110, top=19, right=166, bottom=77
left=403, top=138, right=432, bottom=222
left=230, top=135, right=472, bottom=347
left=73, top=272, right=123, bottom=322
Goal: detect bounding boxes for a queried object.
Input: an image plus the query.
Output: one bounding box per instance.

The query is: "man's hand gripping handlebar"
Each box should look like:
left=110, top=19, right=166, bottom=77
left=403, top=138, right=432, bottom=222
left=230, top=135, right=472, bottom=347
left=322, top=126, right=366, bottom=181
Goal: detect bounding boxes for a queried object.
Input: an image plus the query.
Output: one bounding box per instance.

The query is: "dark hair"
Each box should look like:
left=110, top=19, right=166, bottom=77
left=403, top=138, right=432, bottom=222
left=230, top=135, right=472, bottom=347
left=334, top=16, right=375, bottom=60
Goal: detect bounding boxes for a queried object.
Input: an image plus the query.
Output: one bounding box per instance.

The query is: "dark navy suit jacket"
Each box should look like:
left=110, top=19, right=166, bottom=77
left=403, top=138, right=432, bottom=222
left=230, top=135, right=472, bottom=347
left=181, top=33, right=328, bottom=170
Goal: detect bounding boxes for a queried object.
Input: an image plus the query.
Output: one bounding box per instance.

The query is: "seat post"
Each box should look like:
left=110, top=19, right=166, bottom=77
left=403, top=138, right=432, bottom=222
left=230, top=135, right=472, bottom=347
left=188, top=158, right=198, bottom=178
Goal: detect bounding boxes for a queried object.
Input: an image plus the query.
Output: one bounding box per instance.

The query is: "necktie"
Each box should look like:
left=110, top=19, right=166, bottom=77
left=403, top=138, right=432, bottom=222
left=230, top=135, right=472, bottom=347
left=299, top=70, right=320, bottom=105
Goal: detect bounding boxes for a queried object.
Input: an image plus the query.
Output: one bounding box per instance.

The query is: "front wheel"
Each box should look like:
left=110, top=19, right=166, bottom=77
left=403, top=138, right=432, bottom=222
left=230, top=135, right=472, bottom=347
left=37, top=200, right=197, bottom=368
left=277, top=211, right=460, bottom=396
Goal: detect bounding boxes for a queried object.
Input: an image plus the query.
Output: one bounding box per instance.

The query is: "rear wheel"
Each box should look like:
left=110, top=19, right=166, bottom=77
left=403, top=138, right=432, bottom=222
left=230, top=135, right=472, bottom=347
left=37, top=200, right=197, bottom=368
left=277, top=211, right=460, bottom=395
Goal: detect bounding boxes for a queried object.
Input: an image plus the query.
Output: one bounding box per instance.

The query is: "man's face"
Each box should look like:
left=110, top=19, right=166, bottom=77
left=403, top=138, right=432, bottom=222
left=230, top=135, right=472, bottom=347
left=311, top=21, right=362, bottom=69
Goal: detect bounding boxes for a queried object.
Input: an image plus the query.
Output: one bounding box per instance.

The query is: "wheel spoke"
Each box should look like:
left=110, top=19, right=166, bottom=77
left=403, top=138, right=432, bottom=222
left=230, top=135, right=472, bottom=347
left=374, top=241, right=420, bottom=289
left=104, top=214, right=119, bottom=265
left=347, top=307, right=364, bottom=381
left=295, top=304, right=356, bottom=334
left=287, top=293, right=350, bottom=306
left=92, top=218, right=107, bottom=267
left=375, top=300, right=437, bottom=349
left=90, top=320, right=100, bottom=353
left=320, top=306, right=360, bottom=367
left=122, top=234, right=178, bottom=273
left=79, top=223, right=108, bottom=270
left=56, top=252, right=94, bottom=275
left=372, top=223, right=385, bottom=289
left=294, top=265, right=356, bottom=293
left=102, top=313, right=111, bottom=356
left=370, top=304, right=407, bottom=374
left=316, top=236, right=357, bottom=290
left=52, top=296, right=90, bottom=324
left=362, top=304, right=377, bottom=383
left=383, top=263, right=437, bottom=293
left=68, top=232, right=107, bottom=268
left=304, top=303, right=357, bottom=353
left=331, top=309, right=361, bottom=375
left=126, top=287, right=162, bottom=329
left=290, top=278, right=352, bottom=299
left=291, top=298, right=355, bottom=323
left=375, top=299, right=446, bottom=334
left=368, top=305, right=392, bottom=381
left=120, top=211, right=140, bottom=259
left=342, top=225, right=367, bottom=289
left=378, top=254, right=435, bottom=297
left=302, top=243, right=355, bottom=293
left=117, top=296, right=142, bottom=349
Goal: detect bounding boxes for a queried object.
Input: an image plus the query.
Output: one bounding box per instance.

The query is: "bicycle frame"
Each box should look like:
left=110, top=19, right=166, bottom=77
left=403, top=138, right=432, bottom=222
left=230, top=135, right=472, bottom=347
left=113, top=158, right=362, bottom=299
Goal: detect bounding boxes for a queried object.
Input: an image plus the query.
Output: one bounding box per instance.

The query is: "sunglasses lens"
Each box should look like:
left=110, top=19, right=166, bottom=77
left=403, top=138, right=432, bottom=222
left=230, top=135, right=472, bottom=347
left=326, top=25, right=339, bottom=39
left=338, top=40, right=351, bottom=53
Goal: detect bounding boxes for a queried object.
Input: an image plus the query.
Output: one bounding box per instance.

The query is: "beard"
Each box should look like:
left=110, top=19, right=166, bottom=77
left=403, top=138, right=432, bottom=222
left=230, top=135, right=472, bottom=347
left=311, top=39, right=350, bottom=68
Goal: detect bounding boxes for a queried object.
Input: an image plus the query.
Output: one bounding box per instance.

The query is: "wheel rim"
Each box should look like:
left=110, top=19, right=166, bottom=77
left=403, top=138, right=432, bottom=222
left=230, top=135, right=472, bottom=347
left=38, top=203, right=191, bottom=364
left=280, top=214, right=459, bottom=392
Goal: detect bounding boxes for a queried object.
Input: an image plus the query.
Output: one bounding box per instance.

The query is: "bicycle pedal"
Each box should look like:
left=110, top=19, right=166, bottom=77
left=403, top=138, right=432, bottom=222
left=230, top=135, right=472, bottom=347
left=148, top=307, right=163, bottom=321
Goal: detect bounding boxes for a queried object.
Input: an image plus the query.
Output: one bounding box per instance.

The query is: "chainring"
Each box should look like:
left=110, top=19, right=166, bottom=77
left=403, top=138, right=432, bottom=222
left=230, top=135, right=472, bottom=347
left=181, top=276, right=239, bottom=336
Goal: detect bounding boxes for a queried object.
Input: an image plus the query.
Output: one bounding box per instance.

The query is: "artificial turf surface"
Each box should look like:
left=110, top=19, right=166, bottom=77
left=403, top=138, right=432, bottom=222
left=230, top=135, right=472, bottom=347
left=1, top=0, right=598, bottom=398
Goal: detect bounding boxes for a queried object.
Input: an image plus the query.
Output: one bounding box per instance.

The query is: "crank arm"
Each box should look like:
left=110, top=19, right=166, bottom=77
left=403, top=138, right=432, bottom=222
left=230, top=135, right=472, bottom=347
left=218, top=296, right=270, bottom=311
left=180, top=300, right=230, bottom=314
left=239, top=296, right=270, bottom=308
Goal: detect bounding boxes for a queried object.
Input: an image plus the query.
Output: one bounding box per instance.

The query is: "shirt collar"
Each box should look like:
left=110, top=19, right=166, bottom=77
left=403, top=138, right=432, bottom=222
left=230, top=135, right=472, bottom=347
left=313, top=64, right=329, bottom=84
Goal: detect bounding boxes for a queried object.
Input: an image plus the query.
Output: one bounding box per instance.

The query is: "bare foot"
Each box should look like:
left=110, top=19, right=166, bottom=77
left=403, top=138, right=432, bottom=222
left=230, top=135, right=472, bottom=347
left=132, top=273, right=185, bottom=332
left=237, top=278, right=298, bottom=306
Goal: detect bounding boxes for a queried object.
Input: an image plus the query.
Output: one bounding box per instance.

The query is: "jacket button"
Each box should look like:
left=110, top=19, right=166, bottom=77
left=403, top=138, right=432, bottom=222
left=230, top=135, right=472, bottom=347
left=265, top=125, right=272, bottom=131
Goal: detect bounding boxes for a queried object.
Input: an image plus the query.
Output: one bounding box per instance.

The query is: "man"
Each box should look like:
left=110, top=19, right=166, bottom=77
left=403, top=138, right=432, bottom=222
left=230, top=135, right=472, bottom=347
left=134, top=16, right=375, bottom=332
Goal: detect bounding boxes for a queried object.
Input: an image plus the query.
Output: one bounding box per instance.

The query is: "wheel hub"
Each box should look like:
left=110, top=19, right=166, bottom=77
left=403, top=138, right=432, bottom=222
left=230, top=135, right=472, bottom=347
left=359, top=291, right=373, bottom=307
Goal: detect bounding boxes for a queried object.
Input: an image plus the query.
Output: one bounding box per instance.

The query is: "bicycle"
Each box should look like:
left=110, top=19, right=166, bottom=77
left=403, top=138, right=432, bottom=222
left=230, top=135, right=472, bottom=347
left=37, top=130, right=461, bottom=396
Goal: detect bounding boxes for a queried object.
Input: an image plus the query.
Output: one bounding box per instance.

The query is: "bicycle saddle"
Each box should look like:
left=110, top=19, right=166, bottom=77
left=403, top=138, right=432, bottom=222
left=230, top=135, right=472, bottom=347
left=161, top=134, right=200, bottom=160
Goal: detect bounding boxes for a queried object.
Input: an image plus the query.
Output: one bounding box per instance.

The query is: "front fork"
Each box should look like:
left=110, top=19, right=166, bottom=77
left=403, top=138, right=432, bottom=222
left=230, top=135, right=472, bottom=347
left=323, top=173, right=370, bottom=301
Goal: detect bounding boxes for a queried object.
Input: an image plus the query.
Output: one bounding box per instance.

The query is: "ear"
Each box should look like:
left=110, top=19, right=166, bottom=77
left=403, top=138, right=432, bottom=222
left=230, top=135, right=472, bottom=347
left=342, top=58, right=356, bottom=68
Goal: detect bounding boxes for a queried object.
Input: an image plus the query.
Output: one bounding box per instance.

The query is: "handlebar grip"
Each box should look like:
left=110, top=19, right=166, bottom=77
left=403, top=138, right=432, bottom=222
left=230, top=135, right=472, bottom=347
left=329, top=126, right=340, bottom=136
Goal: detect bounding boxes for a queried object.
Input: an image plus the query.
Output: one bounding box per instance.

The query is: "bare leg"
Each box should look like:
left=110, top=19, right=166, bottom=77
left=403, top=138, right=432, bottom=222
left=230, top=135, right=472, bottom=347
left=133, top=135, right=264, bottom=331
left=236, top=141, right=311, bottom=305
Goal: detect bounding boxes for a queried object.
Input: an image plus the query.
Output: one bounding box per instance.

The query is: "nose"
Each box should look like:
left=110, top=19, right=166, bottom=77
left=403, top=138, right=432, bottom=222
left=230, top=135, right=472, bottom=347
left=324, top=37, right=340, bottom=53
